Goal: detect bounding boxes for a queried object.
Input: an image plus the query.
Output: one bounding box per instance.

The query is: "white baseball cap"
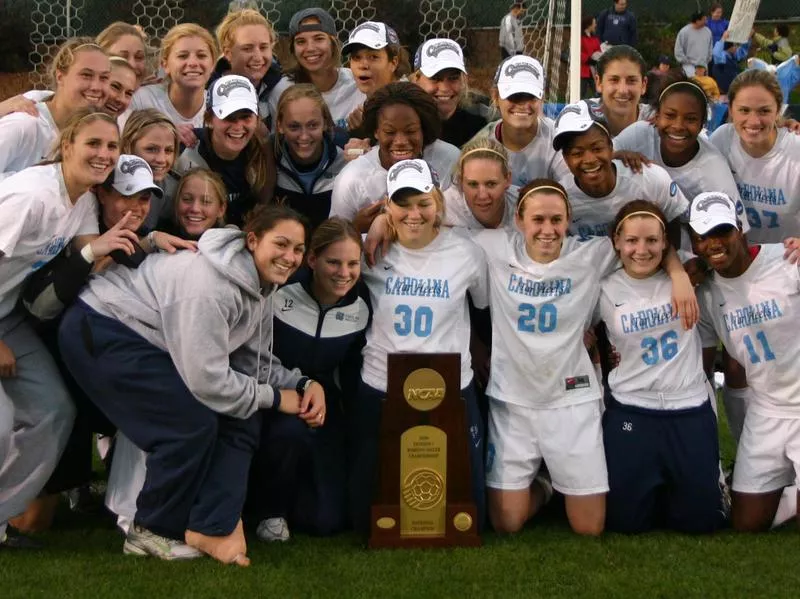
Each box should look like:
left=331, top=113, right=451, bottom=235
left=689, top=192, right=739, bottom=235
left=414, top=39, right=466, bottom=78
left=111, top=155, right=163, bottom=198
left=552, top=99, right=610, bottom=151
left=207, top=74, right=258, bottom=120
left=342, top=21, right=399, bottom=54
left=493, top=55, right=545, bottom=99
left=387, top=159, right=438, bottom=199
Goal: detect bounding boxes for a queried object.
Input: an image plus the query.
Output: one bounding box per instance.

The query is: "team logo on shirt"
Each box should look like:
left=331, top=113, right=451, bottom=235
left=216, top=79, right=254, bottom=97
left=388, top=160, right=424, bottom=180
left=669, top=181, right=678, bottom=197
left=119, top=157, right=151, bottom=175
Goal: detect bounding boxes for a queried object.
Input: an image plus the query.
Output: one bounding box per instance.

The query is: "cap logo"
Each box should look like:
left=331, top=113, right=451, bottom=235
left=695, top=195, right=732, bottom=212
left=554, top=104, right=583, bottom=128
left=119, top=157, right=150, bottom=175
left=389, top=161, right=425, bottom=181
left=352, top=22, right=381, bottom=36
left=216, top=79, right=252, bottom=98
left=504, top=61, right=540, bottom=79
left=426, top=41, right=460, bottom=58
left=387, top=27, right=399, bottom=45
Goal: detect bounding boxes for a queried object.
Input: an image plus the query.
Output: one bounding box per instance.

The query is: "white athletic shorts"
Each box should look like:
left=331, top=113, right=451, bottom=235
left=732, top=410, right=800, bottom=494
left=485, top=397, right=608, bottom=496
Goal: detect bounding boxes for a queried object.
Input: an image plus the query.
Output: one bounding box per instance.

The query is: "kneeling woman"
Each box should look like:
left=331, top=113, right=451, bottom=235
left=58, top=205, right=325, bottom=565
left=598, top=200, right=725, bottom=533
left=473, top=181, right=696, bottom=536
left=349, top=159, right=489, bottom=533
left=249, top=218, right=370, bottom=540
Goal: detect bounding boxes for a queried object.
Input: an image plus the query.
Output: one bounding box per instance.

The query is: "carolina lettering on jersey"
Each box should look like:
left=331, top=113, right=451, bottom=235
left=576, top=223, right=610, bottom=240
left=620, top=302, right=679, bottom=334
left=736, top=183, right=786, bottom=206
left=723, top=299, right=784, bottom=332
left=507, top=274, right=572, bottom=298
left=384, top=276, right=451, bottom=299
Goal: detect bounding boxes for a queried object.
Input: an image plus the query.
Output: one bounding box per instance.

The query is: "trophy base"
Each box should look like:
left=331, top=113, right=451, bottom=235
left=368, top=503, right=481, bottom=549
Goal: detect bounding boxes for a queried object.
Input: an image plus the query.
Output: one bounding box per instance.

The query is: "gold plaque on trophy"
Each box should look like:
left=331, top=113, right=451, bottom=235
left=370, top=353, right=481, bottom=548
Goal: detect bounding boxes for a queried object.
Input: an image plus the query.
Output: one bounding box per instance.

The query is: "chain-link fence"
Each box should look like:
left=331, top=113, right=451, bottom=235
left=1, top=0, right=799, bottom=91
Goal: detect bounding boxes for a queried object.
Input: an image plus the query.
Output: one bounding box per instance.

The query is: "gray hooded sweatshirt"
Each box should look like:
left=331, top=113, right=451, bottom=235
left=79, top=227, right=303, bottom=419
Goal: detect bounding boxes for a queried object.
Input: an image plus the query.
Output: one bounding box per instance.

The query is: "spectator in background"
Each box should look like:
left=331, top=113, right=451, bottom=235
left=580, top=16, right=603, bottom=99
left=499, top=2, right=525, bottom=59
left=713, top=30, right=752, bottom=96
left=753, top=24, right=794, bottom=64
left=707, top=3, right=729, bottom=45
left=645, top=55, right=671, bottom=103
left=674, top=12, right=712, bottom=77
left=693, top=63, right=721, bottom=101
left=596, top=0, right=638, bottom=48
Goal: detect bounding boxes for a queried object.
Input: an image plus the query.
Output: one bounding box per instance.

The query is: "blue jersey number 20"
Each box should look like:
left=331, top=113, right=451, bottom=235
left=394, top=305, right=433, bottom=337
left=517, top=303, right=558, bottom=333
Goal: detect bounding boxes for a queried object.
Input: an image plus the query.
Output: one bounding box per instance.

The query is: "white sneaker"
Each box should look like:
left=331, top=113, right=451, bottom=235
left=123, top=524, right=203, bottom=560
left=256, top=517, right=290, bottom=542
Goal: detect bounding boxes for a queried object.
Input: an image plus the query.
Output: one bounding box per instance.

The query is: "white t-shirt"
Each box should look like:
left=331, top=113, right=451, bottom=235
left=487, top=119, right=571, bottom=187
left=710, top=124, right=800, bottom=243
left=0, top=102, right=59, bottom=181
left=442, top=185, right=518, bottom=230
left=329, top=141, right=460, bottom=220
left=698, top=244, right=800, bottom=417
left=597, top=269, right=707, bottom=408
left=360, top=228, right=489, bottom=392
left=268, top=68, right=366, bottom=132
left=614, top=121, right=750, bottom=234
left=474, top=231, right=618, bottom=408
left=130, top=83, right=205, bottom=128
left=559, top=160, right=689, bottom=240
left=0, top=163, right=99, bottom=319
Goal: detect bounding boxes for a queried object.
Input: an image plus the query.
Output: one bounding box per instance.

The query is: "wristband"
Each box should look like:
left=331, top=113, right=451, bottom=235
left=147, top=231, right=159, bottom=253
left=296, top=377, right=313, bottom=395
left=80, top=243, right=96, bottom=264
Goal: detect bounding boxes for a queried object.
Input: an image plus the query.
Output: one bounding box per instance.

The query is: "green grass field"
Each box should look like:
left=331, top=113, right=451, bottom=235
left=2, top=399, right=798, bottom=599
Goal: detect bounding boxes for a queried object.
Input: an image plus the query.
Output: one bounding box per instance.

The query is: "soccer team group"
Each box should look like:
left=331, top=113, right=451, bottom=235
left=0, top=5, right=799, bottom=567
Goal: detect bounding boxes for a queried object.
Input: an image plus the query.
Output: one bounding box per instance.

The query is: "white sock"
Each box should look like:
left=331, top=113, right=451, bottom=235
left=722, top=385, right=750, bottom=446
left=772, top=486, right=798, bottom=528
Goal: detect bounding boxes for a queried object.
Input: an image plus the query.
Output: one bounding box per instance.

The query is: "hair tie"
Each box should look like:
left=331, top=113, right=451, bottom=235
left=614, top=210, right=666, bottom=236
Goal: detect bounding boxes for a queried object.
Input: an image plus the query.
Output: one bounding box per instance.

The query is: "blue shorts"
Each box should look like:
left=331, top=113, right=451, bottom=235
left=603, top=397, right=726, bottom=533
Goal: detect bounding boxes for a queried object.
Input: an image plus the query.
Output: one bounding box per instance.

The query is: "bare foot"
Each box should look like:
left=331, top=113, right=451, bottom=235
left=9, top=495, right=60, bottom=533
left=185, top=519, right=250, bottom=567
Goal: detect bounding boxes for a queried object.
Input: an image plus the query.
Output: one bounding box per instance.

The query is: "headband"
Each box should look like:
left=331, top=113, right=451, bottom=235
left=658, top=80, right=709, bottom=104
left=459, top=147, right=507, bottom=168
left=614, top=210, right=666, bottom=236
left=516, top=185, right=569, bottom=216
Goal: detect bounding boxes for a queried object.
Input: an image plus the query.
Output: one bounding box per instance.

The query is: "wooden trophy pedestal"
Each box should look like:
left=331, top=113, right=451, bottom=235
left=369, top=353, right=481, bottom=549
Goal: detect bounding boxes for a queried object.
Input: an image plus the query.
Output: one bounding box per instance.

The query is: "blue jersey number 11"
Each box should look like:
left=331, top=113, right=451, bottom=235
left=743, top=331, right=776, bottom=364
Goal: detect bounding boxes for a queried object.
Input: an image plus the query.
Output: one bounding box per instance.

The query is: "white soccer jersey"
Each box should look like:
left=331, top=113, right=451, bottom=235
left=442, top=185, right=518, bottom=231
left=487, top=118, right=571, bottom=187
left=130, top=83, right=205, bottom=128
left=268, top=69, right=366, bottom=132
left=0, top=163, right=99, bottom=319
left=0, top=102, right=58, bottom=181
left=329, top=141, right=460, bottom=220
left=698, top=244, right=800, bottom=417
left=474, top=231, right=618, bottom=408
left=559, top=160, right=689, bottom=240
left=614, top=121, right=750, bottom=234
left=597, top=269, right=707, bottom=408
left=360, top=228, right=489, bottom=392
left=710, top=124, right=800, bottom=243
left=22, top=89, right=54, bottom=102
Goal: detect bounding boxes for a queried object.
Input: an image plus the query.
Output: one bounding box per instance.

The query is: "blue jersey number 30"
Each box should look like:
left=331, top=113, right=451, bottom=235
left=394, top=305, right=433, bottom=337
